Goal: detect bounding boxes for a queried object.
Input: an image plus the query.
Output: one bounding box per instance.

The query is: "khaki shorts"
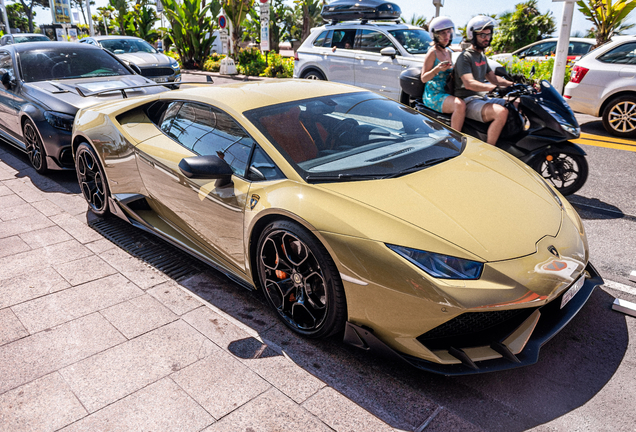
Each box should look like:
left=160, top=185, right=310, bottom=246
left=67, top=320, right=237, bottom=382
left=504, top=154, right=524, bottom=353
left=464, top=96, right=507, bottom=122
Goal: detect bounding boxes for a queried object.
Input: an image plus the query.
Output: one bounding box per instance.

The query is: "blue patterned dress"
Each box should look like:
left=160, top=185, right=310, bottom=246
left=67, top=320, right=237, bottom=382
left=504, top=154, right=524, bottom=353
left=422, top=57, right=453, bottom=113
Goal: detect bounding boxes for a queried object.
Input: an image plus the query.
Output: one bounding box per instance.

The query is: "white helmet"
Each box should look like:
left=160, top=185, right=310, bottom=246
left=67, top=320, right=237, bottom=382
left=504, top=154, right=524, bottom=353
left=428, top=16, right=455, bottom=40
left=466, top=15, right=497, bottom=40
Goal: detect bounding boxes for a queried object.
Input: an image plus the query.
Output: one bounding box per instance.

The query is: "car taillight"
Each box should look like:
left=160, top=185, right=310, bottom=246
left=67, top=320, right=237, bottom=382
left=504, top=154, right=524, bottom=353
left=294, top=52, right=299, bottom=61
left=570, top=65, right=589, bottom=84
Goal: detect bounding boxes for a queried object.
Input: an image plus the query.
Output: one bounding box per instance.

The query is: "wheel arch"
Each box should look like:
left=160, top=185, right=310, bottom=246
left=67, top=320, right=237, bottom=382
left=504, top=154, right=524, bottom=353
left=599, top=90, right=636, bottom=118
left=299, top=65, right=327, bottom=79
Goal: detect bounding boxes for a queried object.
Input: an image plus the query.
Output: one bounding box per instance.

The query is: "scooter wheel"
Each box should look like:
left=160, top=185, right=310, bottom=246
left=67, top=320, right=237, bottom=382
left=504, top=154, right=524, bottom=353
left=532, top=152, right=588, bottom=196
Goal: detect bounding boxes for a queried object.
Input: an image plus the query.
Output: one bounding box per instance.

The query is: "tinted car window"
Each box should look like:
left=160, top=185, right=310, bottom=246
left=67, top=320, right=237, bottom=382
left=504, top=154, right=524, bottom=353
left=387, top=29, right=432, bottom=54
left=0, top=52, right=12, bottom=70
left=18, top=47, right=131, bottom=82
left=101, top=38, right=157, bottom=54
left=313, top=31, right=328, bottom=47
left=358, top=30, right=394, bottom=53
left=569, top=42, right=592, bottom=56
left=598, top=42, right=636, bottom=64
left=13, top=35, right=50, bottom=43
left=247, top=146, right=285, bottom=181
left=331, top=30, right=356, bottom=49
left=523, top=42, right=555, bottom=56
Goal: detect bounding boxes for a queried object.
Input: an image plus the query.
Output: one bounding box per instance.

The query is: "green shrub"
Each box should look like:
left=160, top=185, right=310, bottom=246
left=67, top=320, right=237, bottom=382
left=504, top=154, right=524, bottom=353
left=164, top=50, right=182, bottom=68
left=496, top=57, right=572, bottom=88
left=203, top=53, right=226, bottom=72
left=237, top=47, right=267, bottom=76
left=260, top=52, right=294, bottom=78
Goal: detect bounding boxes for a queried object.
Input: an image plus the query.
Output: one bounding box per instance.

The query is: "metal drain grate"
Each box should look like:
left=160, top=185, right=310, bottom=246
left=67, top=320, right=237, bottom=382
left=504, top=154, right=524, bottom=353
left=89, top=216, right=207, bottom=281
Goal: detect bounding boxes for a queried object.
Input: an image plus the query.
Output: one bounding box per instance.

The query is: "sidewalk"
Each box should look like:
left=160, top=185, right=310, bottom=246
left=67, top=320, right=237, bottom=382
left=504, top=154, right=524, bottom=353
left=0, top=148, right=429, bottom=431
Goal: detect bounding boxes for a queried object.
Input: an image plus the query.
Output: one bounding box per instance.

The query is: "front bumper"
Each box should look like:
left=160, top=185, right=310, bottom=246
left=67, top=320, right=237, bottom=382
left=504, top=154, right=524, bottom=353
left=343, top=262, right=603, bottom=375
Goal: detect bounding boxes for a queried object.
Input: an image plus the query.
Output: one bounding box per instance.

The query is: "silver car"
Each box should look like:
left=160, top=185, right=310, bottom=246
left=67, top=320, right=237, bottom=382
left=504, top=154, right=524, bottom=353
left=80, top=35, right=181, bottom=84
left=0, top=33, right=51, bottom=45
left=564, top=35, right=636, bottom=137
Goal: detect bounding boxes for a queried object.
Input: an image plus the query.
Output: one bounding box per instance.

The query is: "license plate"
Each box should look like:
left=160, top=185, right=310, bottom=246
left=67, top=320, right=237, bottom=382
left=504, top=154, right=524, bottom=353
left=561, top=274, right=585, bottom=309
left=152, top=77, right=169, bottom=83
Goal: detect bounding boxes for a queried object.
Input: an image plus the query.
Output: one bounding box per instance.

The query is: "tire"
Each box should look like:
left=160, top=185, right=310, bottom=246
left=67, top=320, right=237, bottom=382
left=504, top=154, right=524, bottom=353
left=23, top=118, right=48, bottom=174
left=75, top=142, right=110, bottom=216
left=256, top=220, right=347, bottom=338
left=602, top=95, right=636, bottom=138
left=532, top=151, right=588, bottom=196
left=302, top=70, right=326, bottom=80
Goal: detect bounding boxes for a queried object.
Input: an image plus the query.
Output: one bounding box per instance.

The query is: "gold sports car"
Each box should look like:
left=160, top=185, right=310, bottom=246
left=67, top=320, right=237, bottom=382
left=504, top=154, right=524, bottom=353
left=71, top=80, right=603, bottom=375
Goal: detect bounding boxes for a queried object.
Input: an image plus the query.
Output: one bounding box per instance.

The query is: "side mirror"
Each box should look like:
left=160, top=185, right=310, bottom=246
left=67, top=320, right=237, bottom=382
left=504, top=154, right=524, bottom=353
left=380, top=47, right=397, bottom=59
left=178, top=155, right=233, bottom=186
left=128, top=63, right=142, bottom=75
left=1, top=71, right=14, bottom=89
left=518, top=54, right=526, bottom=59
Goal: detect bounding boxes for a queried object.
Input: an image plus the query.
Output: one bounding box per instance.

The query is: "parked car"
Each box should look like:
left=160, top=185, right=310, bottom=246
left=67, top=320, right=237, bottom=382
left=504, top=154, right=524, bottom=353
left=294, top=4, right=502, bottom=101
left=0, top=42, right=168, bottom=173
left=564, top=36, right=636, bottom=137
left=72, top=79, right=602, bottom=375
left=80, top=35, right=181, bottom=84
left=491, top=37, right=595, bottom=64
left=0, top=33, right=51, bottom=45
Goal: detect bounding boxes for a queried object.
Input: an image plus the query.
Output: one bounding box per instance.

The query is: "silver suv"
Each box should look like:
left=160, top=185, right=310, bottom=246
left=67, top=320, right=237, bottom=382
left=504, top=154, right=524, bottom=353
left=293, top=21, right=433, bottom=101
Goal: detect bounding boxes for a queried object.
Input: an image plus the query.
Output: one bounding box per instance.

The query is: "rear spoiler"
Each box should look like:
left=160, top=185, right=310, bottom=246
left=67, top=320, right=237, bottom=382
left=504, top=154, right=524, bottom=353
left=75, top=77, right=215, bottom=98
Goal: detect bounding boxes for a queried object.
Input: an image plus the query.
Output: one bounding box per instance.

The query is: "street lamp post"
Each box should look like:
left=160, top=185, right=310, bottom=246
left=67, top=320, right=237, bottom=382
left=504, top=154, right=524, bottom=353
left=551, top=0, right=576, bottom=94
left=432, top=0, right=444, bottom=18
left=0, top=0, right=11, bottom=36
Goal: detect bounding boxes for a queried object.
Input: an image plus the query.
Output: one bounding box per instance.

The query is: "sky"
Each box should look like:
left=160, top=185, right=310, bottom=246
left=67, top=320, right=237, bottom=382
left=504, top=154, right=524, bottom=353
left=31, top=0, right=631, bottom=36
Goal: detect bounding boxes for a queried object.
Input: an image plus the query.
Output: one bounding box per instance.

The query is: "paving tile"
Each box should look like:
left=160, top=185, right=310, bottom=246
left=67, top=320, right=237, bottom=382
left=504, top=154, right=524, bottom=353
left=0, top=267, right=70, bottom=309
left=100, top=294, right=178, bottom=339
left=302, top=387, right=394, bottom=432
left=147, top=281, right=203, bottom=315
left=84, top=238, right=116, bottom=254
left=53, top=255, right=118, bottom=286
left=183, top=306, right=255, bottom=350
left=0, top=236, right=30, bottom=259
left=47, top=193, right=90, bottom=216
left=0, top=313, right=125, bottom=394
left=18, top=226, right=73, bottom=249
left=58, top=377, right=214, bottom=432
left=3, top=179, right=42, bottom=203
left=50, top=213, right=103, bottom=244
left=100, top=247, right=169, bottom=289
left=0, top=308, right=28, bottom=346
left=0, top=193, right=27, bottom=209
left=418, top=408, right=483, bottom=432
left=30, top=199, right=65, bottom=217
left=0, top=372, right=87, bottom=432
left=12, top=273, right=143, bottom=334
left=171, top=347, right=272, bottom=419
left=202, top=387, right=331, bottom=432
left=0, top=240, right=93, bottom=281
left=0, top=202, right=41, bottom=222
left=0, top=153, right=29, bottom=172
left=0, top=212, right=55, bottom=240
left=0, top=185, right=12, bottom=196
left=60, top=320, right=216, bottom=412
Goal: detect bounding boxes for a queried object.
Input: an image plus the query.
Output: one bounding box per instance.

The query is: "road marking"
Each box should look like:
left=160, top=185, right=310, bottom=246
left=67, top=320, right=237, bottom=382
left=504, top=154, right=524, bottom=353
left=603, top=279, right=636, bottom=296
left=572, top=132, right=636, bottom=152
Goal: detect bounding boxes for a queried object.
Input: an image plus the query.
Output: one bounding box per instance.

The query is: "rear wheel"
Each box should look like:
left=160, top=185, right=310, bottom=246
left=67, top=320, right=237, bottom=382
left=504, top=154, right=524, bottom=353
left=602, top=95, right=636, bottom=138
left=75, top=142, right=110, bottom=216
left=256, top=220, right=346, bottom=338
left=23, top=119, right=48, bottom=174
left=532, top=151, right=588, bottom=196
left=302, top=70, right=326, bottom=80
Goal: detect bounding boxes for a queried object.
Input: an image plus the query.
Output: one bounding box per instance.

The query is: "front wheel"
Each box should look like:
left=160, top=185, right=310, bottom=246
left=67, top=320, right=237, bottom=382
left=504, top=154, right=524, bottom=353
left=302, top=70, right=326, bottom=80
left=256, top=220, right=347, bottom=338
left=532, top=151, right=588, bottom=196
left=23, top=119, right=48, bottom=174
left=602, top=95, right=636, bottom=138
left=75, top=142, right=110, bottom=216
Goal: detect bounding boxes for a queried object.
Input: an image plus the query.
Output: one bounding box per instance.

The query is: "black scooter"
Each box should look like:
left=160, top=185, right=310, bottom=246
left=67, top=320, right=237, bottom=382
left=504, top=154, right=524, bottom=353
left=399, top=68, right=588, bottom=196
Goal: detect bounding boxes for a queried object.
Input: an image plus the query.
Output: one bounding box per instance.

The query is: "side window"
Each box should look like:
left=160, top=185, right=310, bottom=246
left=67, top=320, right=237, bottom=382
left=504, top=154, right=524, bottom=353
left=167, top=102, right=214, bottom=151
left=313, top=31, right=328, bottom=47
left=0, top=52, right=14, bottom=79
left=524, top=42, right=551, bottom=56
left=569, top=42, right=592, bottom=56
left=247, top=146, right=285, bottom=181
left=331, top=29, right=356, bottom=49
left=598, top=42, right=636, bottom=64
left=160, top=101, right=182, bottom=134
left=358, top=30, right=395, bottom=53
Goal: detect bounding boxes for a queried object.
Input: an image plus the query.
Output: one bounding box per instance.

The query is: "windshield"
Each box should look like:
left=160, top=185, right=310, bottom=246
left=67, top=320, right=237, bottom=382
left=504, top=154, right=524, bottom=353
left=245, top=92, right=464, bottom=182
left=14, top=35, right=50, bottom=43
left=100, top=38, right=157, bottom=54
left=388, top=29, right=432, bottom=54
left=18, top=47, right=131, bottom=82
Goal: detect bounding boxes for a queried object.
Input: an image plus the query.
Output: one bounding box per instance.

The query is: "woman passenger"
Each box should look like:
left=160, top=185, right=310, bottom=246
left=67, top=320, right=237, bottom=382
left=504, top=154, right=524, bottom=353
left=420, top=16, right=466, bottom=131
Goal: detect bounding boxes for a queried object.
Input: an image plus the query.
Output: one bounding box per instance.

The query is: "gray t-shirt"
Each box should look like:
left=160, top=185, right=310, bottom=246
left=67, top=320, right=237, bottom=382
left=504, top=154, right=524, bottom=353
left=454, top=47, right=492, bottom=99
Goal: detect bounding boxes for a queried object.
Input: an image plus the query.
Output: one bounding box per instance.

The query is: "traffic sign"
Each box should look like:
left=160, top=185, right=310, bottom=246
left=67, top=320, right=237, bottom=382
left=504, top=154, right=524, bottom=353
left=218, top=15, right=227, bottom=29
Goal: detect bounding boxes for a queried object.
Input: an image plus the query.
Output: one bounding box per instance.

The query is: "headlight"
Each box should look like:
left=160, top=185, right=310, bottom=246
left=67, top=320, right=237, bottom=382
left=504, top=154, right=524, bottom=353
left=44, top=111, right=74, bottom=132
left=387, top=244, right=483, bottom=279
left=170, top=60, right=180, bottom=69
left=543, top=106, right=580, bottom=138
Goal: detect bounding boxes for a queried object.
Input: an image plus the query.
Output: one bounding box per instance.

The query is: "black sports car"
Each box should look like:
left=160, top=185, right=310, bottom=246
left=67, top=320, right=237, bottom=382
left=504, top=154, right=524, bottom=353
left=0, top=42, right=168, bottom=173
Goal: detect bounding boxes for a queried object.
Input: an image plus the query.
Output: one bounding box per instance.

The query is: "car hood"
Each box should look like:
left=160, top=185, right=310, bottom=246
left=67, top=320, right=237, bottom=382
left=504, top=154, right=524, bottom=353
left=318, top=142, right=562, bottom=262
left=23, top=75, right=166, bottom=113
left=116, top=52, right=172, bottom=67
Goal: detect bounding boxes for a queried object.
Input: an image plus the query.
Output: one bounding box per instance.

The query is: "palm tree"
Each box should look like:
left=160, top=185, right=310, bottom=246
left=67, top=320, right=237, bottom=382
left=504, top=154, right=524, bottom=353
left=401, top=14, right=428, bottom=30
left=576, top=0, right=636, bottom=46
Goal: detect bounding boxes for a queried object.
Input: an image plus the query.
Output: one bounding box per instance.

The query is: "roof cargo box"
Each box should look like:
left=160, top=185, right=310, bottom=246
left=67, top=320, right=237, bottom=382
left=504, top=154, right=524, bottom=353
left=321, top=0, right=401, bottom=23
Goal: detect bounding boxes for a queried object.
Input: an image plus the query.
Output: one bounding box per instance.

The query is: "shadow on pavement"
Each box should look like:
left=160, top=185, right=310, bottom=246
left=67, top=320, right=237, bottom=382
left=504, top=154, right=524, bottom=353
left=568, top=195, right=631, bottom=220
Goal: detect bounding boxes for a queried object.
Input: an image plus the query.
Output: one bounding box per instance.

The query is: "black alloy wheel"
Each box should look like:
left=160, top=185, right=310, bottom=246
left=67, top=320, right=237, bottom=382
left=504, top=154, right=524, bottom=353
left=75, top=142, right=110, bottom=216
left=23, top=119, right=48, bottom=173
left=532, top=152, right=589, bottom=196
left=256, top=220, right=346, bottom=338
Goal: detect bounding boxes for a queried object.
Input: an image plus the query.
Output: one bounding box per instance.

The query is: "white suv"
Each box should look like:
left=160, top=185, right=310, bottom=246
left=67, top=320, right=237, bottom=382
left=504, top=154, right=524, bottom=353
left=293, top=21, right=433, bottom=101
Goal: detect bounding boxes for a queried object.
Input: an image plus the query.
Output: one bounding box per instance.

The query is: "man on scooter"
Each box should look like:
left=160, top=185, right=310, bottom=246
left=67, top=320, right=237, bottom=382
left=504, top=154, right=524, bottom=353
left=454, top=16, right=513, bottom=145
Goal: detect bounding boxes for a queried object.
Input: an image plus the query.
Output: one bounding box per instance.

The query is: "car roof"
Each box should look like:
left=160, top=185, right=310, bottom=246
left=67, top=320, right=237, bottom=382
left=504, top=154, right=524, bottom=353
left=91, top=35, right=145, bottom=41
left=10, top=33, right=47, bottom=37
left=7, top=41, right=103, bottom=53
